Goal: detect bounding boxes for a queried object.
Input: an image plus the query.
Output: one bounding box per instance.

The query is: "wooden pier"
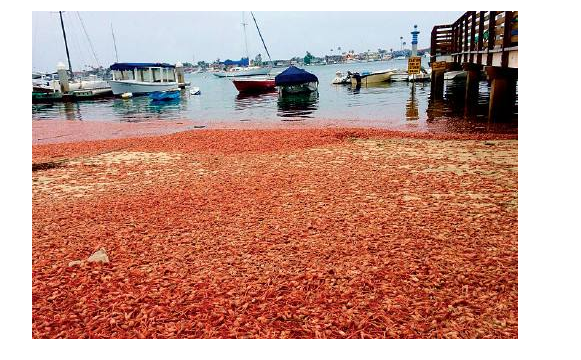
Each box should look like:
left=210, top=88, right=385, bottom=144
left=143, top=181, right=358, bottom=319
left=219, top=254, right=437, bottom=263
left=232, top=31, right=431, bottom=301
left=430, top=11, right=518, bottom=120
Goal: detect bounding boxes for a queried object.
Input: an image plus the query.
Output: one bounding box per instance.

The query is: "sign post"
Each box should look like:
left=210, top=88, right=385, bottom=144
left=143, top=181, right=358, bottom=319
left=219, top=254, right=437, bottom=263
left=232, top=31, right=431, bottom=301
left=407, top=56, right=421, bottom=83
left=408, top=57, right=421, bottom=74
left=431, top=61, right=447, bottom=71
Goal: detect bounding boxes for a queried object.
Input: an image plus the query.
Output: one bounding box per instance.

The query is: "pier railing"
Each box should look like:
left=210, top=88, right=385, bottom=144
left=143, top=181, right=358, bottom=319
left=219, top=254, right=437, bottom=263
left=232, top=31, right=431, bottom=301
left=431, top=11, right=518, bottom=69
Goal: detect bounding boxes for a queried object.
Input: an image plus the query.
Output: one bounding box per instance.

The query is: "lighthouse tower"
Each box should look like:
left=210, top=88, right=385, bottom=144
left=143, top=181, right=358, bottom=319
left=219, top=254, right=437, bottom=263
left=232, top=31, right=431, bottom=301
left=411, top=25, right=420, bottom=57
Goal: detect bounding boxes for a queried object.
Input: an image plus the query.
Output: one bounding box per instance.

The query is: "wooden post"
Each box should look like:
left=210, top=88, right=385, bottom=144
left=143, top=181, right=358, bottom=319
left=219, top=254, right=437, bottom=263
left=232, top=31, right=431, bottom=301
left=501, top=11, right=514, bottom=68
left=463, top=63, right=481, bottom=116
left=476, top=12, right=485, bottom=65
left=431, top=68, right=445, bottom=99
left=56, top=62, right=70, bottom=93
left=486, top=66, right=517, bottom=121
left=463, top=13, right=469, bottom=63
left=175, top=62, right=185, bottom=84
left=469, top=11, right=476, bottom=63
left=487, top=11, right=497, bottom=66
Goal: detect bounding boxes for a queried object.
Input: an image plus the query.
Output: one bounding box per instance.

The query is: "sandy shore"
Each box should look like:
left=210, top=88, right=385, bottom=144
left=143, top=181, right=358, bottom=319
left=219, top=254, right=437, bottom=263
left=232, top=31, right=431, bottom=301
left=32, top=126, right=518, bottom=338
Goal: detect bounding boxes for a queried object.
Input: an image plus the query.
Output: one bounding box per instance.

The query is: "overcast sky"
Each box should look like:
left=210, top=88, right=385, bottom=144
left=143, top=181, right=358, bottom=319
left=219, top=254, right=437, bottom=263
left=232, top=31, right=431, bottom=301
left=32, top=11, right=462, bottom=72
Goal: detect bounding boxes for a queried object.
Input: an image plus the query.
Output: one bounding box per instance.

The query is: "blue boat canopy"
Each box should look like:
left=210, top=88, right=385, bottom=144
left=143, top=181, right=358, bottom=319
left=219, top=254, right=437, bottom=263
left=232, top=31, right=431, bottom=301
left=275, top=66, right=319, bottom=86
left=110, top=62, right=175, bottom=71
left=223, top=58, right=249, bottom=67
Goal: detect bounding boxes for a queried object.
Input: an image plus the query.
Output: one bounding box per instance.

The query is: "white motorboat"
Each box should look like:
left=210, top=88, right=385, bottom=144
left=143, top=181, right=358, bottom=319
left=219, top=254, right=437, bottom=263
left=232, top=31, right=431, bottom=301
left=391, top=70, right=410, bottom=82
left=350, top=69, right=395, bottom=86
left=332, top=71, right=350, bottom=84
left=32, top=72, right=109, bottom=93
left=408, top=68, right=432, bottom=82
left=109, top=63, right=179, bottom=95
left=213, top=66, right=271, bottom=78
left=394, top=56, right=407, bottom=61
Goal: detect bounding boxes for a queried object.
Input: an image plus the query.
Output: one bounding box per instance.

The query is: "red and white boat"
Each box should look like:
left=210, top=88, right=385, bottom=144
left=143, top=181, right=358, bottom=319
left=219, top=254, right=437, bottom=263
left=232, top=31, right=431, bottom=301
left=231, top=76, right=276, bottom=94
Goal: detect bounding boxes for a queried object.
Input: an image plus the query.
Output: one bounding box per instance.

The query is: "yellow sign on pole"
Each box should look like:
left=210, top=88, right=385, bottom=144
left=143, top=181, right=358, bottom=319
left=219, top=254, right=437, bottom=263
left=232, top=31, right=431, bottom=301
left=431, top=61, right=447, bottom=71
left=407, top=57, right=421, bottom=75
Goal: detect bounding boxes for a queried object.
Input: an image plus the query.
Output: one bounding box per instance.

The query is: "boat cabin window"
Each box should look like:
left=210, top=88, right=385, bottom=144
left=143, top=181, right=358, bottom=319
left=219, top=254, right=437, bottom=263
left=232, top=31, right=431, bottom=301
left=151, top=68, right=161, bottom=82
left=113, top=70, right=136, bottom=81
left=112, top=66, right=175, bottom=83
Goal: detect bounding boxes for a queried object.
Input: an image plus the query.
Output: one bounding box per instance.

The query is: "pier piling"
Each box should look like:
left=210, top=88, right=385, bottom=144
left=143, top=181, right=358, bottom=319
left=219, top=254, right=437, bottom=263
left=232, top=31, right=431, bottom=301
left=486, top=66, right=517, bottom=121
left=57, top=62, right=70, bottom=93
left=430, top=69, right=445, bottom=99
left=175, top=62, right=185, bottom=85
left=463, top=63, right=481, bottom=116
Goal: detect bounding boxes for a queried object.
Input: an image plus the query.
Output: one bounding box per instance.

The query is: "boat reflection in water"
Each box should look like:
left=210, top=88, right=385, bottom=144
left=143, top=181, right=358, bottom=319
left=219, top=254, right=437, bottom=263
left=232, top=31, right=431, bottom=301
left=63, top=101, right=82, bottom=121
left=348, top=81, right=393, bottom=94
left=276, top=91, right=319, bottom=119
left=234, top=92, right=278, bottom=112
left=111, top=92, right=186, bottom=122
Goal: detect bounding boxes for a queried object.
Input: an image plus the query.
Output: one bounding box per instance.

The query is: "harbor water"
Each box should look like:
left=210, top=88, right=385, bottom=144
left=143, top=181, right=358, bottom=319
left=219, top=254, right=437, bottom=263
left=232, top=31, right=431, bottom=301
left=32, top=59, right=518, bottom=134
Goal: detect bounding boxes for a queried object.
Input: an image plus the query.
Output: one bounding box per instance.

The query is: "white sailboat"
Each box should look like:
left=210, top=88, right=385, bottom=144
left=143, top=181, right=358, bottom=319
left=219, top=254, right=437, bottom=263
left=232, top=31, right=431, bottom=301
left=214, top=66, right=270, bottom=78
left=33, top=12, right=111, bottom=94
left=214, top=12, right=271, bottom=78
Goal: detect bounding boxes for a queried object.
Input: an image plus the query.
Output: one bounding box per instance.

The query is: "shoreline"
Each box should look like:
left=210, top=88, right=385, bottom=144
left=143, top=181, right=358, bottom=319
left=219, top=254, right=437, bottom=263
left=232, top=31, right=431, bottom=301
left=32, top=119, right=518, bottom=147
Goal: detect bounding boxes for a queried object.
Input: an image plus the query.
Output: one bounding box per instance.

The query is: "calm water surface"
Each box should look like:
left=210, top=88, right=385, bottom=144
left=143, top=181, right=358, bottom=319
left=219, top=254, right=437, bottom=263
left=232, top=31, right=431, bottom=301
left=32, top=59, right=518, bottom=134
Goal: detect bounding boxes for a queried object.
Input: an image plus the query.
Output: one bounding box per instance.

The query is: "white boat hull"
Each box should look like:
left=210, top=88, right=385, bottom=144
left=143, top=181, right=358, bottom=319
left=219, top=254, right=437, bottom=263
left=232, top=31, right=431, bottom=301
left=391, top=72, right=410, bottom=82
left=214, top=67, right=271, bottom=78
left=110, top=80, right=179, bottom=95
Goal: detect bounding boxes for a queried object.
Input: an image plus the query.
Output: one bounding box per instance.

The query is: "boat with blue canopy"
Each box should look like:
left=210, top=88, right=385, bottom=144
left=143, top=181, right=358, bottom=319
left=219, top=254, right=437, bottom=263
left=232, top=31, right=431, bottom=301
left=274, top=66, right=319, bottom=95
left=109, top=63, right=179, bottom=95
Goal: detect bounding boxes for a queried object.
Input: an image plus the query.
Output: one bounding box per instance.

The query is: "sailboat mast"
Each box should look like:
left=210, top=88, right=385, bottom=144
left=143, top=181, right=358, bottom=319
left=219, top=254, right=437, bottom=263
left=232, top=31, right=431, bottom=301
left=241, top=12, right=250, bottom=66
left=111, top=23, right=119, bottom=63
left=250, top=12, right=272, bottom=66
left=59, top=11, right=73, bottom=75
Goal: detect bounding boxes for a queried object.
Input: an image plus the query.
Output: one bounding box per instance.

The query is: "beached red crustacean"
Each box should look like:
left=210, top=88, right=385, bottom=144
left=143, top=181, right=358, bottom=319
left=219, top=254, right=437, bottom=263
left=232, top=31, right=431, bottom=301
left=32, top=127, right=518, bottom=339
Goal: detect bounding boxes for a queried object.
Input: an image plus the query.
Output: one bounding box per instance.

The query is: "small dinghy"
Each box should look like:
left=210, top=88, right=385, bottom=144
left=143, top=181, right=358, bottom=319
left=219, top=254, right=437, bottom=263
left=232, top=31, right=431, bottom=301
left=149, top=89, right=181, bottom=101
left=190, top=87, right=201, bottom=95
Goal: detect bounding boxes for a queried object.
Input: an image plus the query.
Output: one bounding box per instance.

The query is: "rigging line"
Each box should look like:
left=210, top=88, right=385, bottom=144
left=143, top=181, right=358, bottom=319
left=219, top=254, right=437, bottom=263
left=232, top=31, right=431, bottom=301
left=71, top=12, right=92, bottom=70
left=73, top=14, right=92, bottom=70
left=250, top=12, right=272, bottom=65
left=67, top=13, right=84, bottom=71
left=76, top=11, right=100, bottom=68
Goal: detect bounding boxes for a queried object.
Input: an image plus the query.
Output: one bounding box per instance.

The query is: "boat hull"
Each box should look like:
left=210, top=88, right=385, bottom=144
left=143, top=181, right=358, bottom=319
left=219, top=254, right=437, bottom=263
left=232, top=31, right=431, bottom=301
left=332, top=76, right=350, bottom=85
left=232, top=78, right=276, bottom=93
left=350, top=71, right=393, bottom=86
left=390, top=72, right=410, bottom=82
left=277, top=82, right=318, bottom=95
left=149, top=90, right=181, bottom=101
left=110, top=80, right=179, bottom=95
left=214, top=67, right=271, bottom=78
